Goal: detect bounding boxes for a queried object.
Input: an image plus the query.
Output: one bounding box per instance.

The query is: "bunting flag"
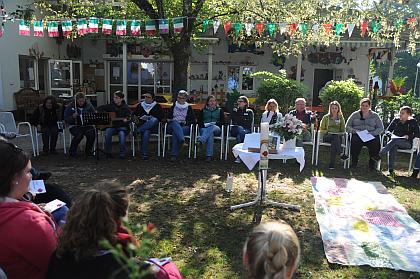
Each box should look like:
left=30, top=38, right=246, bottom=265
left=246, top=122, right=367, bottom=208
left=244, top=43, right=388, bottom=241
left=223, top=21, right=231, bottom=35
left=159, top=19, right=169, bottom=34
left=346, top=23, right=355, bottom=37
left=395, top=19, right=404, bottom=29
left=361, top=21, right=368, bottom=37
left=62, top=20, right=73, bottom=36
left=47, top=21, right=59, bottom=37
left=173, top=17, right=184, bottom=33
left=299, top=23, right=308, bottom=36
left=256, top=23, right=263, bottom=36
left=145, top=19, right=156, bottom=36
left=268, top=23, right=276, bottom=37
left=116, top=20, right=126, bottom=36
left=289, top=23, right=298, bottom=36
left=130, top=20, right=141, bottom=35
left=234, top=23, right=242, bottom=35
left=335, top=23, right=344, bottom=36
left=0, top=27, right=3, bottom=38
left=279, top=22, right=287, bottom=34
left=371, top=21, right=380, bottom=34
left=245, top=23, right=254, bottom=36
left=312, top=24, right=319, bottom=35
left=213, top=20, right=220, bottom=34
left=19, top=20, right=30, bottom=36
left=88, top=17, right=98, bottom=33
left=33, top=20, right=44, bottom=37
left=407, top=17, right=417, bottom=29
left=323, top=23, right=332, bottom=34
left=77, top=19, right=87, bottom=35
left=202, top=19, right=209, bottom=33
left=102, top=19, right=112, bottom=35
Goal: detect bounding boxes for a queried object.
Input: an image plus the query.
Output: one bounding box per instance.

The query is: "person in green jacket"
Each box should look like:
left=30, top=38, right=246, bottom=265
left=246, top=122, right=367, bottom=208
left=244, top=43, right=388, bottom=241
left=319, top=101, right=347, bottom=169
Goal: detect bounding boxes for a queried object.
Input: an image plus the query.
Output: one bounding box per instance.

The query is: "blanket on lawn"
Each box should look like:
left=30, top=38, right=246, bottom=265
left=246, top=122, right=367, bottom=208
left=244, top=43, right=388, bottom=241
left=311, top=177, right=420, bottom=272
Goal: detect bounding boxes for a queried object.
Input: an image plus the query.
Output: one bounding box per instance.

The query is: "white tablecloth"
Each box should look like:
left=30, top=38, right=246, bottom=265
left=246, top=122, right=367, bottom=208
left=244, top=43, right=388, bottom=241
left=232, top=143, right=305, bottom=172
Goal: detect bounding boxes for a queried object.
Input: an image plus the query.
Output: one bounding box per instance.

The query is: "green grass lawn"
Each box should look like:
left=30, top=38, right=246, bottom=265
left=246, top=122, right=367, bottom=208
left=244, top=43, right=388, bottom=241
left=34, top=145, right=420, bottom=279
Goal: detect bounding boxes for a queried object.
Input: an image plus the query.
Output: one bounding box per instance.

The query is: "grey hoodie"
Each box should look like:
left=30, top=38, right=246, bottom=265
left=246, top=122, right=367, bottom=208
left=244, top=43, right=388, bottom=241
left=345, top=110, right=384, bottom=136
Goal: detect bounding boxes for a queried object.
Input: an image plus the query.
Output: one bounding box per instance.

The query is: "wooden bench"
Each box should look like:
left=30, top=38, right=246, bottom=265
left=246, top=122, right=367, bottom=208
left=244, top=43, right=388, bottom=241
left=14, top=88, right=42, bottom=121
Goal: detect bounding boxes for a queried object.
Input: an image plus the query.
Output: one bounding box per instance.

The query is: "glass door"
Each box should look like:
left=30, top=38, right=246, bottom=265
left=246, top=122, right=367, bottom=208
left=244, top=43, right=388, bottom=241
left=49, top=60, right=82, bottom=98
left=109, top=61, right=123, bottom=103
left=140, top=62, right=155, bottom=98
left=240, top=66, right=256, bottom=95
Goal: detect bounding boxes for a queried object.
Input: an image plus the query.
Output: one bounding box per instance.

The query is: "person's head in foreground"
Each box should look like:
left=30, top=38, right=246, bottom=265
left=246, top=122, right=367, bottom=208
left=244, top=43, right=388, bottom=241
left=56, top=180, right=129, bottom=261
left=243, top=221, right=300, bottom=279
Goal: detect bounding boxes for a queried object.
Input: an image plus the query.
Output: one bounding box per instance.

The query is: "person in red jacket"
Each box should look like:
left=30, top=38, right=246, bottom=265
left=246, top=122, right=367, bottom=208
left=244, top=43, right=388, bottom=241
left=0, top=139, right=58, bottom=279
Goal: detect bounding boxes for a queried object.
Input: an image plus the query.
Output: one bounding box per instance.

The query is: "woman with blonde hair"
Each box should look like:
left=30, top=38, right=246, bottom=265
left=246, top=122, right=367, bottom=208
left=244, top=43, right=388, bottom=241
left=261, top=99, right=282, bottom=128
left=319, top=101, right=347, bottom=169
left=243, top=221, right=300, bottom=279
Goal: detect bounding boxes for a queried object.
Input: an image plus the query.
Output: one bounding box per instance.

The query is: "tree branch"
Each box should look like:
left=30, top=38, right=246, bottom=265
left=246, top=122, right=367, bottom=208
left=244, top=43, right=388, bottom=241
left=191, top=0, right=205, bottom=17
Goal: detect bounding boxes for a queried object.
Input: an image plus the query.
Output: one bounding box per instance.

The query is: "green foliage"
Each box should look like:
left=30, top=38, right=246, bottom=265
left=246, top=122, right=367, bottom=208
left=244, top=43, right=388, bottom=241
left=319, top=79, right=364, bottom=118
left=394, top=52, right=420, bottom=91
left=377, top=90, right=420, bottom=125
left=253, top=70, right=308, bottom=114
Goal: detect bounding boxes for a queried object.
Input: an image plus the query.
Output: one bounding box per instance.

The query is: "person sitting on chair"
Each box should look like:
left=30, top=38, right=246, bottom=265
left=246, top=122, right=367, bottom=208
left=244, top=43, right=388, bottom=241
left=345, top=98, right=384, bottom=170
left=98, top=91, right=131, bottom=160
left=132, top=92, right=164, bottom=160
left=374, top=106, right=419, bottom=176
left=167, top=90, right=196, bottom=161
left=31, top=96, right=62, bottom=155
left=289, top=98, right=315, bottom=146
left=64, top=92, right=96, bottom=158
left=412, top=152, right=420, bottom=179
left=319, top=101, right=347, bottom=169
left=261, top=99, right=282, bottom=128
left=196, top=95, right=225, bottom=162
left=230, top=96, right=254, bottom=163
left=243, top=221, right=300, bottom=279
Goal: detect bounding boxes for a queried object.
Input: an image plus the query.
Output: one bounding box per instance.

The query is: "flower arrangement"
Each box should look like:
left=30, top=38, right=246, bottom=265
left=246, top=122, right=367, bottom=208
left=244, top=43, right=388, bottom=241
left=271, top=113, right=303, bottom=141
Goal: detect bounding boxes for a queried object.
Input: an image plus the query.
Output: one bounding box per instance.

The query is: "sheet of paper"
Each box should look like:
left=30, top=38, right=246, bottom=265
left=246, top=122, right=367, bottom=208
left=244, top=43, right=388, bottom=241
left=29, top=180, right=46, bottom=194
left=243, top=133, right=260, bottom=149
left=356, top=130, right=375, bottom=142
left=391, top=133, right=405, bottom=139
left=44, top=199, right=66, bottom=213
left=112, top=67, right=120, bottom=78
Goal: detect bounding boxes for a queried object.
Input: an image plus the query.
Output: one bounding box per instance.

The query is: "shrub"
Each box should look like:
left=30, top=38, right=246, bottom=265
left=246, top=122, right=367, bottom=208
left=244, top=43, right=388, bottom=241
left=377, top=90, right=420, bottom=125
left=319, top=79, right=364, bottom=118
left=253, top=70, right=308, bottom=114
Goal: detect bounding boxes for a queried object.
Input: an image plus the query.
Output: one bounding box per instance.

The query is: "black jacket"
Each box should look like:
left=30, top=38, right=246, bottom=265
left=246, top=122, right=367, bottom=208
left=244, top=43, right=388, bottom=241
left=64, top=101, right=96, bottom=126
left=98, top=101, right=131, bottom=127
left=31, top=104, right=62, bottom=127
left=230, top=107, right=254, bottom=130
left=386, top=118, right=419, bottom=143
left=167, top=104, right=196, bottom=125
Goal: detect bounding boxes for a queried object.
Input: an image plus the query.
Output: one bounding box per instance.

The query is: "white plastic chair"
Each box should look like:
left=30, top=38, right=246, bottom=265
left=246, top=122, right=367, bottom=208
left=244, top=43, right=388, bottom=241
left=314, top=131, right=349, bottom=168
left=162, top=123, right=194, bottom=158
left=225, top=116, right=254, bottom=160
left=194, top=124, right=224, bottom=160
left=131, top=122, right=161, bottom=157
left=34, top=121, right=67, bottom=155
left=386, top=137, right=420, bottom=174
left=0, top=112, right=36, bottom=156
left=347, top=133, right=384, bottom=170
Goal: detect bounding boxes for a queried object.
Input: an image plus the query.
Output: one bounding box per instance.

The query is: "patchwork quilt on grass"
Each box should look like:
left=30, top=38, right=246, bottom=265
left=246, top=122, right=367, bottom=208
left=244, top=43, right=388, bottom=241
left=311, top=177, right=420, bottom=272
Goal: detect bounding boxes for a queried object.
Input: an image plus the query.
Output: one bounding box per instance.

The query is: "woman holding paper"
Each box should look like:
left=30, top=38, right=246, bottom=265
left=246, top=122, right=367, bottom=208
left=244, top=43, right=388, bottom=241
left=345, top=98, right=384, bottom=170
left=196, top=95, right=225, bottom=162
left=374, top=106, right=419, bottom=176
left=0, top=139, right=58, bottom=279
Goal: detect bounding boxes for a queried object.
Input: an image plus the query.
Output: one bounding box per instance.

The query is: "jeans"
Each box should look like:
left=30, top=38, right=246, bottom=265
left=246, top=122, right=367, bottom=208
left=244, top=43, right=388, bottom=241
left=136, top=117, right=159, bottom=156
left=69, top=126, right=96, bottom=155
left=323, top=134, right=342, bottom=166
left=167, top=122, right=190, bottom=156
left=105, top=127, right=128, bottom=156
left=350, top=133, right=381, bottom=168
left=198, top=125, right=222, bottom=157
left=379, top=138, right=412, bottom=170
left=415, top=152, right=420, bottom=169
left=230, top=126, right=251, bottom=144
left=296, top=130, right=312, bottom=147
left=41, top=125, right=59, bottom=152
left=51, top=205, right=69, bottom=226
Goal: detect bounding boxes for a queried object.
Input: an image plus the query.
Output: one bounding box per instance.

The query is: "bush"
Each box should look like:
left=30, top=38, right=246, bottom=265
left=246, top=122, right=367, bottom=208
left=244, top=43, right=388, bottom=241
left=253, top=70, right=308, bottom=114
left=377, top=90, right=420, bottom=126
left=319, top=79, right=364, bottom=118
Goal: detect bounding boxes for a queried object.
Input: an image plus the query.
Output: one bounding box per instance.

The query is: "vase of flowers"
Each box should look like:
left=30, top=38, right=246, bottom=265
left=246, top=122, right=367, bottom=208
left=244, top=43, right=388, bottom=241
left=271, top=114, right=303, bottom=149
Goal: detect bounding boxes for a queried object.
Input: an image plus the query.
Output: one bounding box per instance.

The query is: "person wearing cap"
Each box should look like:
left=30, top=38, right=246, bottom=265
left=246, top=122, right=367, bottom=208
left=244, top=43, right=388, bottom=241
left=97, top=91, right=131, bottom=159
left=166, top=90, right=196, bottom=161
left=132, top=92, right=164, bottom=160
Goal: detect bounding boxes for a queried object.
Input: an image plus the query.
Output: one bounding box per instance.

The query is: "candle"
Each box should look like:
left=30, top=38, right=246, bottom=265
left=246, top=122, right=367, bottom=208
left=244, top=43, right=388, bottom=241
left=260, top=122, right=269, bottom=141
left=259, top=122, right=269, bottom=169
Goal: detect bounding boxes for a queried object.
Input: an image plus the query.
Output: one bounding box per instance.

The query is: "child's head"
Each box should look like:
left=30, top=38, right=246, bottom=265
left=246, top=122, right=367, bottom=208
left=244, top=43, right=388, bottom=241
left=243, top=221, right=300, bottom=279
left=399, top=106, right=413, bottom=121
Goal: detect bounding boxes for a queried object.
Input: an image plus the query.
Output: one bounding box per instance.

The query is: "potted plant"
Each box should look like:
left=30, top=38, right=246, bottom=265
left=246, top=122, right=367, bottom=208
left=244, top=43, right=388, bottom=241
left=388, top=77, right=407, bottom=95
left=271, top=113, right=303, bottom=149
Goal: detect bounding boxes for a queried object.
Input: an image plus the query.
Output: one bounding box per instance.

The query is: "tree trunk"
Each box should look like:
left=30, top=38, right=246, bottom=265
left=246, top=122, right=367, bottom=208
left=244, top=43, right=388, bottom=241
left=170, top=38, right=191, bottom=97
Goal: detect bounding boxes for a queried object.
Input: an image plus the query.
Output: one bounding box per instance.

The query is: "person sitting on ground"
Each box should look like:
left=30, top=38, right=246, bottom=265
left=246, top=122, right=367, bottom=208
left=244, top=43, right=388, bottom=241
left=243, top=221, right=300, bottom=279
left=166, top=90, right=196, bottom=161
left=374, top=106, right=420, bottom=176
left=98, top=91, right=131, bottom=160
left=64, top=92, right=96, bottom=158
left=289, top=98, right=315, bottom=146
left=0, top=139, right=59, bottom=279
left=132, top=92, right=164, bottom=160
left=319, top=101, right=347, bottom=169
left=196, top=95, right=226, bottom=162
left=230, top=96, right=254, bottom=163
left=31, top=96, right=63, bottom=155
left=261, top=99, right=282, bottom=128
left=345, top=98, right=384, bottom=170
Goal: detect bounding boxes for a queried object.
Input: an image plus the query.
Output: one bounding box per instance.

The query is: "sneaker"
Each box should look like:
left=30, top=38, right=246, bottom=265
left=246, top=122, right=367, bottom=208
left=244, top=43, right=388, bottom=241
left=388, top=170, right=395, bottom=177
left=340, top=154, right=349, bottom=161
left=234, top=157, right=241, bottom=164
left=328, top=164, right=335, bottom=170
left=0, top=132, right=17, bottom=140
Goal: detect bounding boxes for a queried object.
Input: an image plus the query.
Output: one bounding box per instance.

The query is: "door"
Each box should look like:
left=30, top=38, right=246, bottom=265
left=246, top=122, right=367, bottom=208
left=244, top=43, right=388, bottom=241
left=240, top=66, right=256, bottom=95
left=313, top=69, right=333, bottom=106
left=49, top=60, right=82, bottom=98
